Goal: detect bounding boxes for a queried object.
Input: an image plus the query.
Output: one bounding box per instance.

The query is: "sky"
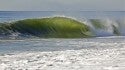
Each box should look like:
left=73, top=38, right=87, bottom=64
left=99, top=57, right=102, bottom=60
left=0, top=0, right=124, bottom=11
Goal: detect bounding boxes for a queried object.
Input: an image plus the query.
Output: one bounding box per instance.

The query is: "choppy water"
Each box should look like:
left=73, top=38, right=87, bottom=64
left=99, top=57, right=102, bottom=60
left=0, top=36, right=125, bottom=54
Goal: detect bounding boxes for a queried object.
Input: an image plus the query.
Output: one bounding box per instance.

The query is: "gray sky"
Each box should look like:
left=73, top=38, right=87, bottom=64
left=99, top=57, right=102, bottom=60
left=0, top=0, right=124, bottom=11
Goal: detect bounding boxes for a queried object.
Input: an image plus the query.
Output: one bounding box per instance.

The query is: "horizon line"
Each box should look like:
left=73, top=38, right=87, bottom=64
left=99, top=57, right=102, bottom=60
left=0, top=10, right=125, bottom=12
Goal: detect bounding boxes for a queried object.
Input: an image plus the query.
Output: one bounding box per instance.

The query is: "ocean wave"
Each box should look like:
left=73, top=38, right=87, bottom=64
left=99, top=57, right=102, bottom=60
left=0, top=16, right=92, bottom=39
left=0, top=16, right=125, bottom=39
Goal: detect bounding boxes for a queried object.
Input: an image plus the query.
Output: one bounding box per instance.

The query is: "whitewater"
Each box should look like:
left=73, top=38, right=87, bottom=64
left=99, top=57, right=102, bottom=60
left=0, top=37, right=125, bottom=70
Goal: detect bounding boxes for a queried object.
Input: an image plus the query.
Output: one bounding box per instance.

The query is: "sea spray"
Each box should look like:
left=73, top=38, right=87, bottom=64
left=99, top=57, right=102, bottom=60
left=89, top=18, right=125, bottom=36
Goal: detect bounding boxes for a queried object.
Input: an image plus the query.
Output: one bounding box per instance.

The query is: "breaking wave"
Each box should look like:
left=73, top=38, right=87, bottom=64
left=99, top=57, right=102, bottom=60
left=0, top=16, right=125, bottom=39
left=88, top=18, right=125, bottom=36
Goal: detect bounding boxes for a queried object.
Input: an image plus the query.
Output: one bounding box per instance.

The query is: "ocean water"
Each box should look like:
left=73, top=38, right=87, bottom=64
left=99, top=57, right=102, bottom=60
left=0, top=11, right=124, bottom=22
left=0, top=11, right=125, bottom=54
left=0, top=11, right=125, bottom=70
left=0, top=11, right=125, bottom=37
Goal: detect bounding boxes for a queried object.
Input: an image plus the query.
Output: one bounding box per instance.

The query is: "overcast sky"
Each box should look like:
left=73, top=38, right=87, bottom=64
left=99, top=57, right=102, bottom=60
left=0, top=0, right=124, bottom=11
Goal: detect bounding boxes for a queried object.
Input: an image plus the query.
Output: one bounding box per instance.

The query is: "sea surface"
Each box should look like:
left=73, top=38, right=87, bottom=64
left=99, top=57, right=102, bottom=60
left=0, top=11, right=125, bottom=22
left=0, top=11, right=125, bottom=54
left=0, top=11, right=125, bottom=70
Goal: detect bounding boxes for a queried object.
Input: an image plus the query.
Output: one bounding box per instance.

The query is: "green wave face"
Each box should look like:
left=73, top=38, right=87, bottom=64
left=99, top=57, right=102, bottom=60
left=0, top=17, right=92, bottom=38
left=0, top=23, right=13, bottom=35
